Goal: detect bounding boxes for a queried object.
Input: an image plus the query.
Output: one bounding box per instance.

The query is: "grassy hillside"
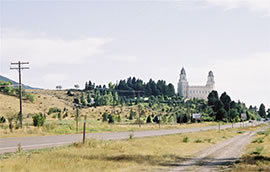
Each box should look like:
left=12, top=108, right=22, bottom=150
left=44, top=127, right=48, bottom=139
left=0, top=91, right=73, bottom=117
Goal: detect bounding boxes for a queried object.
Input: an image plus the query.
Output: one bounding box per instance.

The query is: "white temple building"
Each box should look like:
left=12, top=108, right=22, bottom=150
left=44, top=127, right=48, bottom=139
left=178, top=67, right=215, bottom=100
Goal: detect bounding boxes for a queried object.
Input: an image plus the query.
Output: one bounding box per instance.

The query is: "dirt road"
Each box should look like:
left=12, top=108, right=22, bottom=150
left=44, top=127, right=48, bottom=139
left=167, top=125, right=269, bottom=172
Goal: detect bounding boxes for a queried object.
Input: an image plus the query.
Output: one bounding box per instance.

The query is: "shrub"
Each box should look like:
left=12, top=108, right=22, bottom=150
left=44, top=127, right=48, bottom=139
left=153, top=115, right=161, bottom=124
left=204, top=138, right=212, bottom=143
left=252, top=137, right=264, bottom=143
left=194, top=139, right=203, bottom=143
left=250, top=146, right=264, bottom=155
left=26, top=93, right=35, bottom=102
left=116, top=115, right=121, bottom=122
left=183, top=136, right=189, bottom=143
left=129, top=109, right=136, bottom=120
left=48, top=107, right=61, bottom=115
left=32, top=113, right=46, bottom=127
left=108, top=114, right=114, bottom=124
left=58, top=112, right=62, bottom=120
left=6, top=112, right=17, bottom=132
left=162, top=115, right=167, bottom=123
left=102, top=112, right=108, bottom=122
left=63, top=112, right=68, bottom=118
left=146, top=115, right=152, bottom=123
left=0, top=116, right=6, bottom=123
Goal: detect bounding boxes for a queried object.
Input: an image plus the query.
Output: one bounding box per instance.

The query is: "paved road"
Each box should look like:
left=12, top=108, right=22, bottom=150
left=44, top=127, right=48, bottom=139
left=0, top=121, right=262, bottom=154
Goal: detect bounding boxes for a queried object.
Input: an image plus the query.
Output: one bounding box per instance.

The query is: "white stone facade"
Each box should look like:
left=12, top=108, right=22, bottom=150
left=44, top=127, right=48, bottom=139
left=178, top=68, right=215, bottom=100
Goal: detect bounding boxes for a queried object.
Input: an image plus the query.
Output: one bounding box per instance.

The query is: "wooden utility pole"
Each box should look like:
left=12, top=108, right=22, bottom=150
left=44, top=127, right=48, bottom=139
left=10, top=61, right=29, bottom=128
left=76, top=107, right=79, bottom=133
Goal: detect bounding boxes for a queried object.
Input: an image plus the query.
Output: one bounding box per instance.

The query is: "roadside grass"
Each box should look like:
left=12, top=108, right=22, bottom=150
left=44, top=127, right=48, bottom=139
left=0, top=120, right=220, bottom=138
left=0, top=125, right=263, bottom=172
left=230, top=126, right=270, bottom=172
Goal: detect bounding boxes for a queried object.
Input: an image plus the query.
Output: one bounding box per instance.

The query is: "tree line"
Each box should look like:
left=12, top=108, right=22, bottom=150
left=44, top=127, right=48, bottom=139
left=84, top=77, right=175, bottom=98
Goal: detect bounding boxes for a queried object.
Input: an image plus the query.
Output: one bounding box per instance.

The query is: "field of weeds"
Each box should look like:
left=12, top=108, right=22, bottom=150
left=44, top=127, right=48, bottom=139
left=0, top=125, right=263, bottom=172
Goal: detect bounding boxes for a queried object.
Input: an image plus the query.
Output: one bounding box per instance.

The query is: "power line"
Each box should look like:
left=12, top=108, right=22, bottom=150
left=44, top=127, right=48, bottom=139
left=10, top=61, right=30, bottom=128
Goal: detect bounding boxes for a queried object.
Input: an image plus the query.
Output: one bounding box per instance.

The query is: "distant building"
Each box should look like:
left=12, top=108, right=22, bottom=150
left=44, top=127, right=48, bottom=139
left=178, top=67, right=215, bottom=100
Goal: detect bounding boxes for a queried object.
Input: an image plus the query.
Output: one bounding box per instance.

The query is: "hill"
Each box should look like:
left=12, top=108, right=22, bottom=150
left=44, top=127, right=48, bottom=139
left=0, top=91, right=73, bottom=117
left=0, top=75, right=39, bottom=89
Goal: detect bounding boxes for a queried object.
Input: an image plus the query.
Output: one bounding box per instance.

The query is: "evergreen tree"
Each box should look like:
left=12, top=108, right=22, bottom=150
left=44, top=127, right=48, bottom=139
left=80, top=93, right=87, bottom=106
left=146, top=115, right=152, bottom=123
left=258, top=104, right=266, bottom=118
left=216, top=108, right=226, bottom=121
left=102, top=112, right=108, bottom=122
left=108, top=114, right=114, bottom=123
left=220, top=92, right=231, bottom=111
left=207, top=90, right=219, bottom=107
left=267, top=108, right=270, bottom=118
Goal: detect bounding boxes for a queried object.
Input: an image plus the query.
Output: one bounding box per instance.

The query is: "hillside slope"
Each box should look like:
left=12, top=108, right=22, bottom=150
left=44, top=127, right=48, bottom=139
left=0, top=92, right=73, bottom=117
left=0, top=75, right=38, bottom=89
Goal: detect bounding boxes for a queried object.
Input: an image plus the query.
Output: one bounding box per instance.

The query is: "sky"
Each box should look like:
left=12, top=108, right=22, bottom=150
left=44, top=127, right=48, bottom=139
left=0, top=0, right=269, bottom=109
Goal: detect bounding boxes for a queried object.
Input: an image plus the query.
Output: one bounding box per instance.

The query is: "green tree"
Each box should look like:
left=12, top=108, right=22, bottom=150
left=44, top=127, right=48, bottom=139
left=220, top=92, right=231, bottom=112
left=102, top=112, right=108, bottom=122
left=258, top=104, right=266, bottom=118
left=267, top=108, right=270, bottom=118
left=129, top=109, right=136, bottom=120
left=229, top=108, right=239, bottom=122
left=87, top=93, right=92, bottom=104
left=80, top=93, right=87, bottom=106
left=108, top=114, right=114, bottom=124
left=146, top=115, right=152, bottom=123
left=216, top=107, right=226, bottom=121
left=207, top=90, right=219, bottom=107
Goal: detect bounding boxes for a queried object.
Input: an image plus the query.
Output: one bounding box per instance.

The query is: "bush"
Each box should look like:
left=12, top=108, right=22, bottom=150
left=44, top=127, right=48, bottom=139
left=146, top=115, right=152, bottom=123
left=153, top=115, right=161, bottom=123
left=108, top=114, right=114, bottom=124
left=202, top=115, right=214, bottom=122
left=26, top=93, right=35, bottom=102
left=115, top=115, right=121, bottom=122
left=102, top=112, right=108, bottom=122
left=252, top=137, right=264, bottom=143
left=250, top=146, right=264, bottom=155
left=7, top=115, right=15, bottom=132
left=48, top=107, right=61, bottom=115
left=58, top=112, right=62, bottom=120
left=0, top=116, right=6, bottom=123
left=32, top=113, right=46, bottom=127
left=194, top=139, right=203, bottom=143
left=63, top=112, right=68, bottom=118
left=129, top=109, right=136, bottom=120
left=183, top=136, right=189, bottom=143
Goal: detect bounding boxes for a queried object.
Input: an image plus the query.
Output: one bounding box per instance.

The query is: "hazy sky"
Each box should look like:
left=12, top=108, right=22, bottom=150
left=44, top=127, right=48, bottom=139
left=0, top=0, right=269, bottom=108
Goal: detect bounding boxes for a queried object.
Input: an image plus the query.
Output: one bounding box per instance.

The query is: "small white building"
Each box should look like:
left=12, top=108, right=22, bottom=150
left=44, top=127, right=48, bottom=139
left=178, top=68, right=215, bottom=100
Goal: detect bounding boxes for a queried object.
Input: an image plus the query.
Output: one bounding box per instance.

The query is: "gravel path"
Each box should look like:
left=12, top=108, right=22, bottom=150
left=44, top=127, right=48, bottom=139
left=167, top=125, right=269, bottom=172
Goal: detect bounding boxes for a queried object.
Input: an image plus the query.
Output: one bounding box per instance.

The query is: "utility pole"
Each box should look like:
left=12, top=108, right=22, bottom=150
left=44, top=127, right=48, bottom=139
left=138, top=92, right=141, bottom=128
left=10, top=61, right=29, bottom=128
left=75, top=107, right=79, bottom=133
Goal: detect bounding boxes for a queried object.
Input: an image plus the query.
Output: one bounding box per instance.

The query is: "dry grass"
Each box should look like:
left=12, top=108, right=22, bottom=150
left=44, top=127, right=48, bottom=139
left=230, top=126, right=270, bottom=172
left=0, top=91, right=221, bottom=138
left=0, top=119, right=218, bottom=138
left=0, top=126, right=262, bottom=172
left=0, top=91, right=72, bottom=116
